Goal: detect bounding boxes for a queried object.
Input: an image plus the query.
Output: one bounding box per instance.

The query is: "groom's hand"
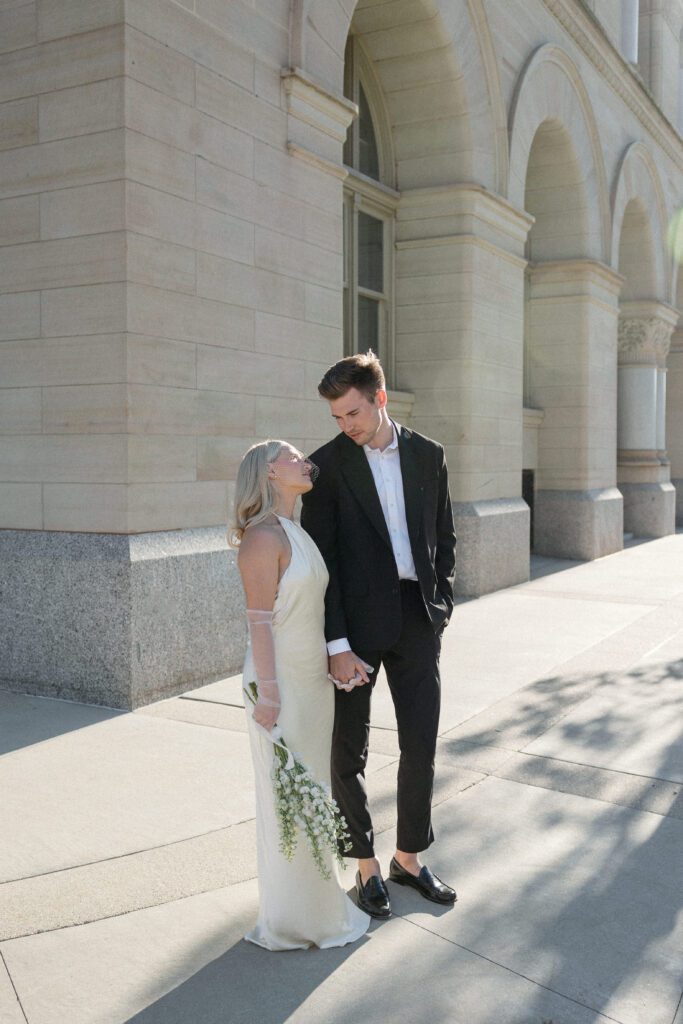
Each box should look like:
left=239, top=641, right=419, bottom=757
left=329, top=651, right=370, bottom=686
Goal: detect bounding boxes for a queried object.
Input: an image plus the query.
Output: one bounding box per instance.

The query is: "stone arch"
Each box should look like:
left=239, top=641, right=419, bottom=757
left=611, top=142, right=669, bottom=301
left=509, top=44, right=609, bottom=262
left=524, top=119, right=590, bottom=261
left=290, top=0, right=505, bottom=192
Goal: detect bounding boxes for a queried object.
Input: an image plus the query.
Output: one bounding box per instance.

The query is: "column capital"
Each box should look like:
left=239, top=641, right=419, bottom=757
left=618, top=301, right=679, bottom=366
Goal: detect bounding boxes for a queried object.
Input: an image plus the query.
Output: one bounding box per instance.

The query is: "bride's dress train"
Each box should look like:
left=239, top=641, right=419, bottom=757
left=242, top=514, right=369, bottom=951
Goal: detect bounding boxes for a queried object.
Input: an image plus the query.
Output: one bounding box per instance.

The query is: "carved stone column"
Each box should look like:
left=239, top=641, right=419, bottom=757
left=666, top=323, right=683, bottom=525
left=617, top=301, right=677, bottom=537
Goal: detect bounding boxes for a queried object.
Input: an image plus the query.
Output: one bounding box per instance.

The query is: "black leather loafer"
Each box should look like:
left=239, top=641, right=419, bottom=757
left=388, top=857, right=457, bottom=905
left=355, top=871, right=391, bottom=918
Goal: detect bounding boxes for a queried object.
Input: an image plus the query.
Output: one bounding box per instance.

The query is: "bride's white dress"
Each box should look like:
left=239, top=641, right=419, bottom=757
left=242, top=514, right=369, bottom=951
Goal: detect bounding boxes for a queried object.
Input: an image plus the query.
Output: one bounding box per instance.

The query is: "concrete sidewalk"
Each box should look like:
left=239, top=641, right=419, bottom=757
left=2, top=534, right=683, bottom=1024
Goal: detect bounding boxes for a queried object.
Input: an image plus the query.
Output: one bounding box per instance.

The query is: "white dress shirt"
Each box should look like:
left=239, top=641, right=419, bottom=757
left=328, top=423, right=416, bottom=656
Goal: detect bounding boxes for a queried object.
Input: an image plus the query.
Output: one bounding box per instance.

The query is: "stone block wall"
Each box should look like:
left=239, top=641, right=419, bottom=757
left=0, top=2, right=345, bottom=538
left=0, top=10, right=127, bottom=532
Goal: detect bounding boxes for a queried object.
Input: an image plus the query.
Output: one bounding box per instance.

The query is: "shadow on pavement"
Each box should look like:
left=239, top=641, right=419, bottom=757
left=125, top=930, right=373, bottom=1024
left=437, top=655, right=683, bottom=1023
left=0, top=688, right=123, bottom=756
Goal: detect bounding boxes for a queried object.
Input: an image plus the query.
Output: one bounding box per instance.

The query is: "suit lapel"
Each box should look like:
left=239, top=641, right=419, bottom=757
left=339, top=434, right=392, bottom=549
left=396, top=422, right=423, bottom=549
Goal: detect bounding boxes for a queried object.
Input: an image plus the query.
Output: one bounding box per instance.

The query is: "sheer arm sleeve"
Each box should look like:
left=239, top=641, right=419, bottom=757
left=246, top=609, right=280, bottom=709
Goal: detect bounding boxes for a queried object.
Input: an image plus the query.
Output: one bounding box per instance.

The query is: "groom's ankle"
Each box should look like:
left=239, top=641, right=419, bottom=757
left=358, top=856, right=381, bottom=883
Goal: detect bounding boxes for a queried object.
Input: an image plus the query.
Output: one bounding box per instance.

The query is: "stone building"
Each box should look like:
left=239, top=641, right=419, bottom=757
left=0, top=0, right=681, bottom=709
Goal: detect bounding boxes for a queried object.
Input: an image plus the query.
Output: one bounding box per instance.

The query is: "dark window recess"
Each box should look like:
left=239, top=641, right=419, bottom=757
left=522, top=469, right=535, bottom=548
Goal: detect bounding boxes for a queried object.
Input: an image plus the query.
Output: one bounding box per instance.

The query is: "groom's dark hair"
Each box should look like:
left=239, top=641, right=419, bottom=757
left=318, top=349, right=385, bottom=403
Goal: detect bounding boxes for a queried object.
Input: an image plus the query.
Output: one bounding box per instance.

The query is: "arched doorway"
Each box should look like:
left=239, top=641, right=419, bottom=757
left=510, top=47, right=622, bottom=561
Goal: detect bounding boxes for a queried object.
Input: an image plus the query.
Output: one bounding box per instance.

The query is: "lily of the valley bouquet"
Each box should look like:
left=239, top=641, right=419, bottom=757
left=245, top=681, right=352, bottom=879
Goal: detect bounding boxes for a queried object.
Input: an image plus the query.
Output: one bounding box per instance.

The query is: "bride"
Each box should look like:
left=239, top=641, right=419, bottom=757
left=231, top=439, right=370, bottom=951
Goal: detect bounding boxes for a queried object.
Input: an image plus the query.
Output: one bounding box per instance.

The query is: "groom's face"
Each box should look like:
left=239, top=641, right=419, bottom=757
left=328, top=387, right=385, bottom=447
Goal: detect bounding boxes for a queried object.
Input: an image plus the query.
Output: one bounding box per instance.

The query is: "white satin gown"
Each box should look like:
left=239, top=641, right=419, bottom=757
left=242, top=514, right=370, bottom=951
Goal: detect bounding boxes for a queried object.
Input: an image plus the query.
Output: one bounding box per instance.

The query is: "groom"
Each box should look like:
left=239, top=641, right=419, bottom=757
left=301, top=351, right=457, bottom=917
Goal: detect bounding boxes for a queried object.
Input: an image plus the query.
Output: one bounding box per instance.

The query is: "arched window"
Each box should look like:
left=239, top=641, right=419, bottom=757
left=342, top=35, right=398, bottom=385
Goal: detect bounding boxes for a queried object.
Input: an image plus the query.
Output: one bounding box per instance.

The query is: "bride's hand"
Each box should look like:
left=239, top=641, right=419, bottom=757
left=329, top=651, right=373, bottom=687
left=253, top=701, right=279, bottom=731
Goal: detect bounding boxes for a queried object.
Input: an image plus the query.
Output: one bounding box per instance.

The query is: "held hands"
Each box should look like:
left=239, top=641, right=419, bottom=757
left=328, top=651, right=374, bottom=692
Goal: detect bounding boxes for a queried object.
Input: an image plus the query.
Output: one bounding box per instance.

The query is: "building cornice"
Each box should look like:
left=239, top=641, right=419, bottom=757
left=281, top=67, right=357, bottom=143
left=398, top=183, right=534, bottom=252
left=286, top=142, right=349, bottom=181
left=542, top=0, right=683, bottom=170
left=527, top=257, right=625, bottom=293
left=395, top=232, right=528, bottom=270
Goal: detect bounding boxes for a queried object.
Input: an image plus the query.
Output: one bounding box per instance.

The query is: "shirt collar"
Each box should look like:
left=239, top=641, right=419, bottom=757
left=364, top=421, right=398, bottom=456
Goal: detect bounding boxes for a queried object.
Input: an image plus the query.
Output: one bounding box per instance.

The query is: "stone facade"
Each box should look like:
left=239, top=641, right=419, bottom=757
left=0, top=0, right=681, bottom=706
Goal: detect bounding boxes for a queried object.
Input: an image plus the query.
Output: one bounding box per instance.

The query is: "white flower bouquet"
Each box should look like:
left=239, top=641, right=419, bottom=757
left=245, top=681, right=352, bottom=879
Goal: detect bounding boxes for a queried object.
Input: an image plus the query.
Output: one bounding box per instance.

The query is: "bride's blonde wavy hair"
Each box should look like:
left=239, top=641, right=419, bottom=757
left=229, top=439, right=286, bottom=547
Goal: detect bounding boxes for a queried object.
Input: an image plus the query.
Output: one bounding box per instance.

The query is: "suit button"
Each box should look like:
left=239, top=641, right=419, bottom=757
left=392, top=587, right=398, bottom=595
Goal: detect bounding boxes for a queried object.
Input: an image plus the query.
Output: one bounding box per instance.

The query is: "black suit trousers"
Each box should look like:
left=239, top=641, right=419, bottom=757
left=332, top=580, right=441, bottom=859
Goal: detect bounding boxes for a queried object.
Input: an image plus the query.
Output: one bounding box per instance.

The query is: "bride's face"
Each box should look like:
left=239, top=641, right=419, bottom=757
left=268, top=444, right=316, bottom=495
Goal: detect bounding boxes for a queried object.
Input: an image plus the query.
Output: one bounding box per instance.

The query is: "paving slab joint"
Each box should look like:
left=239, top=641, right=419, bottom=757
left=0, top=950, right=28, bottom=1024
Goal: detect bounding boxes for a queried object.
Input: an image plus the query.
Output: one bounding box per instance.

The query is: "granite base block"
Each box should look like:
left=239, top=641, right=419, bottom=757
left=0, top=529, right=246, bottom=710
left=452, top=498, right=530, bottom=598
left=619, top=482, right=676, bottom=538
left=533, top=488, right=623, bottom=560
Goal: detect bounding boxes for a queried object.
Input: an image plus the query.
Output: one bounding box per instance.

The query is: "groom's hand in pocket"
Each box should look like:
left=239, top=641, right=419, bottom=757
left=329, top=651, right=371, bottom=687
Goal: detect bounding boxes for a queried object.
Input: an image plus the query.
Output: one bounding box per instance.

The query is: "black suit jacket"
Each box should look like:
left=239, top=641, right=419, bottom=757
left=300, top=422, right=456, bottom=652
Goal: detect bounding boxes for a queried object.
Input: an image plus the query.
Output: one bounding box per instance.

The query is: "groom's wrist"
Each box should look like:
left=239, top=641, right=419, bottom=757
left=327, top=638, right=352, bottom=656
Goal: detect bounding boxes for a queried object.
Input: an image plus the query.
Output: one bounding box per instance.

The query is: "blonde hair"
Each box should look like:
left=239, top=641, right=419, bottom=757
left=229, top=439, right=286, bottom=547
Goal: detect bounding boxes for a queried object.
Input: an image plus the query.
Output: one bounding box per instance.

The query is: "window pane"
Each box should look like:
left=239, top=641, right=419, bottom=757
left=343, top=37, right=354, bottom=167
left=358, top=212, right=383, bottom=292
left=343, top=36, right=354, bottom=101
left=358, top=295, right=379, bottom=352
left=343, top=285, right=351, bottom=355
left=358, top=84, right=380, bottom=180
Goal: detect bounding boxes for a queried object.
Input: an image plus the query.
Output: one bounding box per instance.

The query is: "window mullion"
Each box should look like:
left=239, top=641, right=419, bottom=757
left=351, top=193, right=360, bottom=356
left=386, top=215, right=395, bottom=386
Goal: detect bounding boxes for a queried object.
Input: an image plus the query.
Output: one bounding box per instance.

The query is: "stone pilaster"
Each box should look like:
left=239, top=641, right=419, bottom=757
left=527, top=259, right=624, bottom=560
left=395, top=184, right=533, bottom=596
left=617, top=301, right=678, bottom=537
